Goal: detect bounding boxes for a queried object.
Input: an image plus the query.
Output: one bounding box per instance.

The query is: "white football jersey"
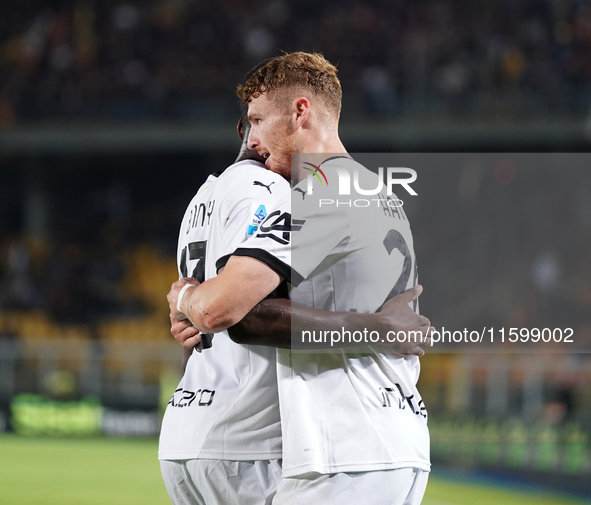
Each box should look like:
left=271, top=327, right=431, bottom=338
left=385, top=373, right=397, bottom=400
left=158, top=159, right=290, bottom=461
left=230, top=157, right=430, bottom=477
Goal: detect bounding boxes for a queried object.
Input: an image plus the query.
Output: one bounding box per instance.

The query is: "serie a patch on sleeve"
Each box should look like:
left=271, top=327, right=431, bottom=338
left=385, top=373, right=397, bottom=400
left=247, top=204, right=268, bottom=235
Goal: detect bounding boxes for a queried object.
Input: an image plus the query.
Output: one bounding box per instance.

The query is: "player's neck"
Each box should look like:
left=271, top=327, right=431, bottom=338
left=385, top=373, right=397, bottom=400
left=299, top=129, right=347, bottom=156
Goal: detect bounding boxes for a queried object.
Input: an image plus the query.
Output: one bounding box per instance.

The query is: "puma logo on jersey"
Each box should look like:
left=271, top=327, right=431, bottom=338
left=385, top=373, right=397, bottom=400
left=294, top=188, right=306, bottom=200
left=253, top=181, right=275, bottom=194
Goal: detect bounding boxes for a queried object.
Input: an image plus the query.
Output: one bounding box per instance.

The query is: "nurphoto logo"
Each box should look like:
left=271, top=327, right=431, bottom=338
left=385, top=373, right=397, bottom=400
left=302, top=162, right=329, bottom=186
left=305, top=166, right=418, bottom=197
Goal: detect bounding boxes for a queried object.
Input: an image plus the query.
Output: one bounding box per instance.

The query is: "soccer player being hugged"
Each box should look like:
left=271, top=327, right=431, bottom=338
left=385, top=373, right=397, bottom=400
left=164, top=53, right=432, bottom=505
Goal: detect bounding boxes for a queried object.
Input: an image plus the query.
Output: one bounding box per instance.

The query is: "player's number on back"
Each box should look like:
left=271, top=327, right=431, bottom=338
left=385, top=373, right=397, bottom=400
left=383, top=230, right=418, bottom=311
left=179, top=240, right=214, bottom=351
left=180, top=240, right=207, bottom=282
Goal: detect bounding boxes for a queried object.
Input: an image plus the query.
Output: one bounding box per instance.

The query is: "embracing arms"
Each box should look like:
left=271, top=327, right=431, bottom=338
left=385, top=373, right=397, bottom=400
left=168, top=257, right=431, bottom=356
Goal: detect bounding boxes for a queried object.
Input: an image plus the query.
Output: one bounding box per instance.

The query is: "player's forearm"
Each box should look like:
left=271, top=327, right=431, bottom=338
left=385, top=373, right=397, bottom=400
left=179, top=255, right=282, bottom=333
left=180, top=280, right=236, bottom=333
left=228, top=298, right=291, bottom=348
left=228, top=298, right=384, bottom=349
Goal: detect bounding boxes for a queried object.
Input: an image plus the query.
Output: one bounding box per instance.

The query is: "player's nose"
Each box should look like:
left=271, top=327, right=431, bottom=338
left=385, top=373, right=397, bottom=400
left=247, top=131, right=258, bottom=151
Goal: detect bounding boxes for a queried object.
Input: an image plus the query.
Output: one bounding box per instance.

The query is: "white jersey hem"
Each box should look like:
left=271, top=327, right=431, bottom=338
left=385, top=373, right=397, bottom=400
left=158, top=450, right=283, bottom=461
left=281, top=460, right=431, bottom=478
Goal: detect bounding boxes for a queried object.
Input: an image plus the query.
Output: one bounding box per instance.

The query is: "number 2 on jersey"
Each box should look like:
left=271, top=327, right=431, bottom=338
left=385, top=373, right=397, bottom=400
left=180, top=240, right=207, bottom=282
left=383, top=230, right=419, bottom=311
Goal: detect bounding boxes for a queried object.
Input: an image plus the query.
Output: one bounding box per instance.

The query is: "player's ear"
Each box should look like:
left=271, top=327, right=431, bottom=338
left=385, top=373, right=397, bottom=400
left=293, top=97, right=311, bottom=128
left=237, top=119, right=244, bottom=141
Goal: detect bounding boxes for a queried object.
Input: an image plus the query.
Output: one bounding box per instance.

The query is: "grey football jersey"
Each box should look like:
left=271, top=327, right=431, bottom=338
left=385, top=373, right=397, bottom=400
left=231, top=157, right=430, bottom=476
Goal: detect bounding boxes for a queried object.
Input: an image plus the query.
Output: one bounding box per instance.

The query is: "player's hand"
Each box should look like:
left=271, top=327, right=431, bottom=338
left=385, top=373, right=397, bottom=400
left=377, top=285, right=433, bottom=357
left=170, top=317, right=202, bottom=348
left=167, top=278, right=200, bottom=321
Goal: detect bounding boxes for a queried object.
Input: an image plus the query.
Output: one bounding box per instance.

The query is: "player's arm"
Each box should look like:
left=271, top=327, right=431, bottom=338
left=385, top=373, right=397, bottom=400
left=169, top=278, right=431, bottom=354
left=227, top=285, right=431, bottom=354
left=168, top=169, right=290, bottom=343
left=168, top=255, right=282, bottom=334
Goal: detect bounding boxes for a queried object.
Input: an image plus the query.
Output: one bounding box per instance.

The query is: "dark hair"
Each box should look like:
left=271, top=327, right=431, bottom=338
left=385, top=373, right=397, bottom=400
left=239, top=57, right=279, bottom=122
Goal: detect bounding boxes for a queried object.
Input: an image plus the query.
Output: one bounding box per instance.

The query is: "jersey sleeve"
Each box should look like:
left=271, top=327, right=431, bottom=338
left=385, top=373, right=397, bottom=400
left=214, top=167, right=291, bottom=270
left=217, top=182, right=351, bottom=286
left=216, top=187, right=293, bottom=280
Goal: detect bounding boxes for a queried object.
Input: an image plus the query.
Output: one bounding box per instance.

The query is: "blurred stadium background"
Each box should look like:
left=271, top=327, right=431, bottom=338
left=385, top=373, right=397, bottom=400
left=1, top=1, right=591, bottom=504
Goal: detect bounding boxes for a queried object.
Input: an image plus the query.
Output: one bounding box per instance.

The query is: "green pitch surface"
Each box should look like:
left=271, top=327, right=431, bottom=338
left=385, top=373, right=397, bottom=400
left=0, top=435, right=170, bottom=505
left=0, top=434, right=589, bottom=505
left=424, top=473, right=590, bottom=505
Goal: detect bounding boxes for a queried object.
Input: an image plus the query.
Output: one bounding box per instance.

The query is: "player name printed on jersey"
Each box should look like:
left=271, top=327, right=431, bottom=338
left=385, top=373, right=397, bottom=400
left=158, top=160, right=290, bottom=462
left=282, top=156, right=430, bottom=477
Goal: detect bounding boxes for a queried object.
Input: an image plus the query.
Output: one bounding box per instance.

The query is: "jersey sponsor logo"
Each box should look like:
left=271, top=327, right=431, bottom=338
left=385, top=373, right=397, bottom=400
left=168, top=388, right=215, bottom=408
left=380, top=383, right=427, bottom=419
left=292, top=218, right=305, bottom=231
left=247, top=204, right=267, bottom=236
left=253, top=180, right=275, bottom=194
left=257, top=211, right=305, bottom=244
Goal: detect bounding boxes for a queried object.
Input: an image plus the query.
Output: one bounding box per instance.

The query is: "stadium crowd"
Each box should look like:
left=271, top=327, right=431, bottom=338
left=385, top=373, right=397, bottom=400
left=1, top=0, right=591, bottom=124
left=0, top=222, right=137, bottom=325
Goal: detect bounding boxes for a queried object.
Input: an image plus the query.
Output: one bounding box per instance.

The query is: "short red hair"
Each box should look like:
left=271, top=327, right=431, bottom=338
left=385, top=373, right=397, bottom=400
left=237, top=52, right=342, bottom=120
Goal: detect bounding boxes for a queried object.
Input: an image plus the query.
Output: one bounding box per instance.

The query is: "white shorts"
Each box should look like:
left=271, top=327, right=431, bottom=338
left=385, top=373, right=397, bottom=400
left=160, top=459, right=282, bottom=505
left=272, top=467, right=429, bottom=505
